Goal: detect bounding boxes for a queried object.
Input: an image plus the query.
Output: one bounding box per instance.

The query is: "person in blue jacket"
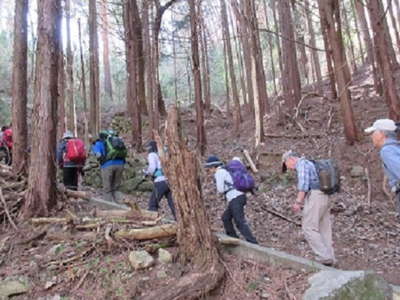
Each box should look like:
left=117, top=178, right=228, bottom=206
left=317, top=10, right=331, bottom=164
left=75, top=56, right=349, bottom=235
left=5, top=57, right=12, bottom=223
left=92, top=130, right=125, bottom=203
left=365, top=119, right=400, bottom=214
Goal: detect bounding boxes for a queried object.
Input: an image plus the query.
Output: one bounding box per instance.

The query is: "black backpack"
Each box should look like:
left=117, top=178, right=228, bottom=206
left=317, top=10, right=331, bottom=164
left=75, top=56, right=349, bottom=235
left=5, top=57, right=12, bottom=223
left=312, top=159, right=340, bottom=195
left=105, top=135, right=127, bottom=161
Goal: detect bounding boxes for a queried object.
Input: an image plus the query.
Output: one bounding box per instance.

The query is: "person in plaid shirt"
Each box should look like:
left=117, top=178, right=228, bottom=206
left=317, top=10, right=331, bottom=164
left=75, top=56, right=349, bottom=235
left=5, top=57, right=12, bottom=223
left=282, top=150, right=336, bottom=266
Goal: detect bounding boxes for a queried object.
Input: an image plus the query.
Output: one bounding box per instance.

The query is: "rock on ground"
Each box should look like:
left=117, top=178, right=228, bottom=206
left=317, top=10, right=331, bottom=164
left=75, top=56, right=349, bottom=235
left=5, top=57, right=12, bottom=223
left=158, top=248, right=172, bottom=264
left=304, top=270, right=392, bottom=300
left=129, top=250, right=154, bottom=270
left=0, top=280, right=28, bottom=298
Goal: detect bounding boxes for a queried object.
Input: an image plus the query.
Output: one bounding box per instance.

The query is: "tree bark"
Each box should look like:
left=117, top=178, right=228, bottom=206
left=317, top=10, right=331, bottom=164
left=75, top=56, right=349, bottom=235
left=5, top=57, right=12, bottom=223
left=78, top=19, right=89, bottom=146
left=100, top=0, right=113, bottom=102
left=305, top=0, right=322, bottom=93
left=57, top=46, right=66, bottom=141
left=199, top=10, right=211, bottom=115
left=354, top=0, right=374, bottom=64
left=220, top=0, right=241, bottom=134
left=23, top=0, right=61, bottom=217
left=367, top=0, right=400, bottom=120
left=11, top=0, right=28, bottom=174
left=65, top=0, right=77, bottom=136
left=278, top=0, right=301, bottom=109
left=143, top=0, right=154, bottom=134
left=145, top=106, right=224, bottom=300
left=189, top=0, right=206, bottom=155
left=388, top=0, right=400, bottom=52
left=89, top=0, right=100, bottom=136
left=350, top=0, right=365, bottom=65
left=342, top=3, right=357, bottom=72
left=123, top=0, right=143, bottom=150
left=318, top=0, right=359, bottom=144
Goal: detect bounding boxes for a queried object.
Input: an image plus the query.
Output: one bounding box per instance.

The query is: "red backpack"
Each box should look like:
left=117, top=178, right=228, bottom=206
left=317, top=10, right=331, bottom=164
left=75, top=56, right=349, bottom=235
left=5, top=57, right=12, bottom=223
left=3, top=129, right=12, bottom=149
left=65, top=138, right=86, bottom=164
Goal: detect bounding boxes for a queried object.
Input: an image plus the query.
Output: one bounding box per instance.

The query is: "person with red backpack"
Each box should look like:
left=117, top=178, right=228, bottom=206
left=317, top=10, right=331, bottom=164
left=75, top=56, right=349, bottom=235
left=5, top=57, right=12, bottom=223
left=0, top=126, right=12, bottom=165
left=205, top=155, right=258, bottom=244
left=57, top=131, right=86, bottom=190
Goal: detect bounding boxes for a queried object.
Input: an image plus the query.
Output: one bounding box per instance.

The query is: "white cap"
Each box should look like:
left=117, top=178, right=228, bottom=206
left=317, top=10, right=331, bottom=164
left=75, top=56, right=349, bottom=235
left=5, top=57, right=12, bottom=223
left=63, top=131, right=73, bottom=139
left=364, top=119, right=397, bottom=134
left=232, top=156, right=242, bottom=162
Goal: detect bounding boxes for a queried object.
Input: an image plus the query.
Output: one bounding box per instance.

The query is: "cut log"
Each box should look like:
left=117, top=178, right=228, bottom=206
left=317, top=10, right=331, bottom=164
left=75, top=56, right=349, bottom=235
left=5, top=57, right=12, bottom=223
left=114, top=224, right=177, bottom=240
left=243, top=149, right=258, bottom=173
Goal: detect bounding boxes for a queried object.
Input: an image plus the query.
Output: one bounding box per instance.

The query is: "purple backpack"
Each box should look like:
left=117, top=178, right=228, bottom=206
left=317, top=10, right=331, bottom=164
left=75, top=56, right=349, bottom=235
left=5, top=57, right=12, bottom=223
left=225, top=160, right=255, bottom=192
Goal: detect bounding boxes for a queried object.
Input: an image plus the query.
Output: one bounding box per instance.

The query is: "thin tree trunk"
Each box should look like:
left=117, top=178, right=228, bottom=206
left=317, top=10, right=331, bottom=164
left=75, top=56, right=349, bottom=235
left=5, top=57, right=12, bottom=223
left=23, top=0, right=61, bottom=218
left=57, top=47, right=66, bottom=141
left=89, top=0, right=100, bottom=136
left=189, top=0, right=206, bottom=155
left=305, top=0, right=322, bottom=93
left=220, top=0, right=241, bottom=134
left=318, top=0, right=359, bottom=144
left=78, top=19, right=89, bottom=147
left=100, top=0, right=113, bottom=102
left=367, top=0, right=400, bottom=120
left=292, top=2, right=309, bottom=85
left=271, top=0, right=283, bottom=82
left=278, top=0, right=301, bottom=109
left=354, top=0, right=374, bottom=64
left=234, top=31, right=248, bottom=105
left=11, top=0, right=28, bottom=174
left=201, top=17, right=211, bottom=114
left=65, top=0, right=76, bottom=136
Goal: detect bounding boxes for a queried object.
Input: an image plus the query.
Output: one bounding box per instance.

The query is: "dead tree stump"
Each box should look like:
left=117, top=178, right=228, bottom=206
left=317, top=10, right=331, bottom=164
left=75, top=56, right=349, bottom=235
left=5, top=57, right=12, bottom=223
left=144, top=106, right=225, bottom=300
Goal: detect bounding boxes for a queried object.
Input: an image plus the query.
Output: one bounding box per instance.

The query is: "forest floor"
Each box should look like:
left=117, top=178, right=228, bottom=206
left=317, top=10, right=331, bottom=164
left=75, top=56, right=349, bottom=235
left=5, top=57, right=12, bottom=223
left=1, top=64, right=400, bottom=299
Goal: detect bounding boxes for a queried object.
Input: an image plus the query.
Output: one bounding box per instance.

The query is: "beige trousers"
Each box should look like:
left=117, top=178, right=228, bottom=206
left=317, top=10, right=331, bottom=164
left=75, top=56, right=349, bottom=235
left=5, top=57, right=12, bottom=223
left=302, top=190, right=335, bottom=262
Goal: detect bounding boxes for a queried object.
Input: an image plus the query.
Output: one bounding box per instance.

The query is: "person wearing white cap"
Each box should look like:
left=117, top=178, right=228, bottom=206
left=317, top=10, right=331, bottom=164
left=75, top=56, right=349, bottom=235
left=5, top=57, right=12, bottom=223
left=365, top=119, right=400, bottom=214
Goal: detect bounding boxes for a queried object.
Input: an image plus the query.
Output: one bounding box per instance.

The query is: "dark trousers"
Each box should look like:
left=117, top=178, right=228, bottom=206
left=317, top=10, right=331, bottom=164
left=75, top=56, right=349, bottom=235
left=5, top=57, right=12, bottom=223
left=148, top=181, right=176, bottom=219
left=63, top=167, right=79, bottom=190
left=396, top=192, right=400, bottom=215
left=222, top=194, right=257, bottom=244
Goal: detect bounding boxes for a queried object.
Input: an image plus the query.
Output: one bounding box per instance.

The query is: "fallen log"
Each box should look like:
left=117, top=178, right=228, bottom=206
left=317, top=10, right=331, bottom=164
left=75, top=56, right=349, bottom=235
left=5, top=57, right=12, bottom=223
left=243, top=149, right=258, bottom=173
left=95, top=208, right=159, bottom=220
left=114, top=224, right=177, bottom=240
left=264, top=133, right=322, bottom=139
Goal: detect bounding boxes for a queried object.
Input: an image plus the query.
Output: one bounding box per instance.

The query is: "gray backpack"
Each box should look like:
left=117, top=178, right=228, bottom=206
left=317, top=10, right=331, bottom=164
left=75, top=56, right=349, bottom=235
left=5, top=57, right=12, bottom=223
left=313, top=159, right=340, bottom=195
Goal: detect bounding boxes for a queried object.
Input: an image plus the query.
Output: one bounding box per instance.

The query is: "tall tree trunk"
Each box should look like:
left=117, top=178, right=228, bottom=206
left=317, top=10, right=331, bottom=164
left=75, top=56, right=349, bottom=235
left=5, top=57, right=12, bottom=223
left=143, top=1, right=154, bottom=134
left=350, top=0, right=365, bottom=64
left=200, top=12, right=211, bottom=115
left=262, top=0, right=278, bottom=95
left=318, top=0, right=358, bottom=144
left=342, top=4, right=357, bottom=72
left=222, top=35, right=231, bottom=115
left=234, top=32, right=248, bottom=105
left=318, top=4, right=338, bottom=99
left=57, top=48, right=66, bottom=141
left=23, top=0, right=61, bottom=217
left=305, top=0, right=323, bottom=93
left=389, top=0, right=400, bottom=52
left=145, top=106, right=224, bottom=300
left=189, top=0, right=206, bottom=155
left=89, top=0, right=100, bottom=136
left=11, top=0, right=28, bottom=174
left=232, top=3, right=254, bottom=113
left=354, top=0, right=374, bottom=64
left=65, top=0, right=76, bottom=135
left=220, top=0, right=241, bottom=134
left=123, top=0, right=143, bottom=149
left=100, top=0, right=113, bottom=102
left=367, top=0, right=400, bottom=120
left=78, top=19, right=89, bottom=146
left=278, top=0, right=301, bottom=109
left=292, top=3, right=309, bottom=85
left=271, top=0, right=283, bottom=84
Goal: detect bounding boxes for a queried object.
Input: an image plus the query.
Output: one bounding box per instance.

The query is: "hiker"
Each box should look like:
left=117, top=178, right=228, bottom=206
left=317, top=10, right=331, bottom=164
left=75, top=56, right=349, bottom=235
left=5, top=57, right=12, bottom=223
left=0, top=126, right=12, bottom=165
left=144, top=140, right=176, bottom=219
left=205, top=155, right=258, bottom=244
left=92, top=130, right=126, bottom=203
left=365, top=119, right=400, bottom=214
left=56, top=131, right=86, bottom=191
left=282, top=150, right=336, bottom=266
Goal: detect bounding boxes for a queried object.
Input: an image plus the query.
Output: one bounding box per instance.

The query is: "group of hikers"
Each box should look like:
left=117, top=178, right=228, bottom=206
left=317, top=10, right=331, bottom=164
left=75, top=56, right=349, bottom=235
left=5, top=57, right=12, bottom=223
left=51, top=118, right=400, bottom=266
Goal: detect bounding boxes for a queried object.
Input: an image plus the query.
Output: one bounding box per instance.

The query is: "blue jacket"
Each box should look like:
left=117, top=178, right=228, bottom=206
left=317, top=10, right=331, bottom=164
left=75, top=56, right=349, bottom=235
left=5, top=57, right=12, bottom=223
left=380, top=138, right=400, bottom=188
left=91, top=140, right=125, bottom=169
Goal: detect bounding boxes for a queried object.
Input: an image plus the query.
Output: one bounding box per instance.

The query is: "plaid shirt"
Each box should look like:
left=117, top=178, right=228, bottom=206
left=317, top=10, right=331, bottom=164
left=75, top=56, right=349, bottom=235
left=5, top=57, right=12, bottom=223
left=295, top=158, right=320, bottom=192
